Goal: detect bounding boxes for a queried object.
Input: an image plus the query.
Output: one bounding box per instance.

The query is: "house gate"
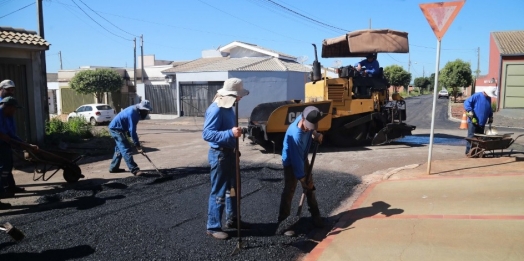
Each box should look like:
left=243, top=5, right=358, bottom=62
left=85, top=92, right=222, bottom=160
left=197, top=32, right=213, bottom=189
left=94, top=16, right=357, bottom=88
left=179, top=82, right=223, bottom=117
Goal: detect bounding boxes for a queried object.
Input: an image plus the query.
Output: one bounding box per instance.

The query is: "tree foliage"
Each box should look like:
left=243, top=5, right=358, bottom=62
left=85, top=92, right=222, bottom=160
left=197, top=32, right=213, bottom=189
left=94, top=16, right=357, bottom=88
left=384, top=65, right=411, bottom=91
left=414, top=77, right=430, bottom=89
left=70, top=69, right=123, bottom=103
left=439, top=59, right=473, bottom=102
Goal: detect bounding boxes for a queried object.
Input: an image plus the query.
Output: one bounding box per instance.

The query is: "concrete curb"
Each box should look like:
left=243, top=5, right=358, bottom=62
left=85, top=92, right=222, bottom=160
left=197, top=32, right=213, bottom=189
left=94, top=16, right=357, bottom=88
left=382, top=164, right=420, bottom=180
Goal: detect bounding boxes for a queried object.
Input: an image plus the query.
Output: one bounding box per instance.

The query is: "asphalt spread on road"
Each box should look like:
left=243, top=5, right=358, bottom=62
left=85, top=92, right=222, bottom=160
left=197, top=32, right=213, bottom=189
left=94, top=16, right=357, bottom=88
left=0, top=162, right=360, bottom=261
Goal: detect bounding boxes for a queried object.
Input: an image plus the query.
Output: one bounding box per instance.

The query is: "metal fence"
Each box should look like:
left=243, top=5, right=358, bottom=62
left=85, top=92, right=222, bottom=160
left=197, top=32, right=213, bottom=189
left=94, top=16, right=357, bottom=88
left=107, top=91, right=133, bottom=113
left=144, top=84, right=177, bottom=114
left=60, top=87, right=95, bottom=114
left=0, top=63, right=30, bottom=140
left=179, top=82, right=223, bottom=117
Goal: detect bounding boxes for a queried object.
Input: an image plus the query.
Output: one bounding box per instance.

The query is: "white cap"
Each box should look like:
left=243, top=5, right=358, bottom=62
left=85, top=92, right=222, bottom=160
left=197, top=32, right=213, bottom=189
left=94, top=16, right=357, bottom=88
left=485, top=87, right=498, bottom=98
left=0, top=79, right=15, bottom=89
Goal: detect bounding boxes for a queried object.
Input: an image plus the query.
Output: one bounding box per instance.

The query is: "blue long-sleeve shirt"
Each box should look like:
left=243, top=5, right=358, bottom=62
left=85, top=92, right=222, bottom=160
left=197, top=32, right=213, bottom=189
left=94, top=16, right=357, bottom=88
left=202, top=102, right=236, bottom=149
left=354, top=59, right=380, bottom=75
left=282, top=115, right=313, bottom=179
left=109, top=105, right=140, bottom=146
left=0, top=107, right=23, bottom=146
left=464, top=92, right=493, bottom=127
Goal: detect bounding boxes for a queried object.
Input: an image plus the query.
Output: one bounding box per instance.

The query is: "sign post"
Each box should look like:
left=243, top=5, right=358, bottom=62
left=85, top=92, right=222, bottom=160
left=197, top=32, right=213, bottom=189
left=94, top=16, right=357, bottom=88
left=420, top=0, right=465, bottom=174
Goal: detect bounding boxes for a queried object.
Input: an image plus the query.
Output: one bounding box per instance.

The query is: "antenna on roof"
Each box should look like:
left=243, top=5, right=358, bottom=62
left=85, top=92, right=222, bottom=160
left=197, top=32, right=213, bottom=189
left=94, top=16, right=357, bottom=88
left=216, top=45, right=222, bottom=50
left=297, top=55, right=308, bottom=64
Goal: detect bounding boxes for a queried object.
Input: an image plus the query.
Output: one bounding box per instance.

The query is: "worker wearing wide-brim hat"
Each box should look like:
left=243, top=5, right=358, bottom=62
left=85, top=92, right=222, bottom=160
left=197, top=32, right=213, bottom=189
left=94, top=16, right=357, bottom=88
left=464, top=87, right=497, bottom=155
left=202, top=78, right=250, bottom=240
left=0, top=97, right=39, bottom=210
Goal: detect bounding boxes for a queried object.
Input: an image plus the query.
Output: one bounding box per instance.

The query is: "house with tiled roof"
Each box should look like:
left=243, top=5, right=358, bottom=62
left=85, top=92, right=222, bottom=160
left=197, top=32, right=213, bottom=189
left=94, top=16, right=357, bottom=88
left=156, top=41, right=311, bottom=117
left=475, top=30, right=524, bottom=111
left=0, top=26, right=50, bottom=143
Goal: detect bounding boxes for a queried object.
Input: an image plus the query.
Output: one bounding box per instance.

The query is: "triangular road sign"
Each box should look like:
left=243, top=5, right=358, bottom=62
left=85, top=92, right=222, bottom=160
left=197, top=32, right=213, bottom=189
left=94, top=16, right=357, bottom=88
left=420, top=1, right=465, bottom=41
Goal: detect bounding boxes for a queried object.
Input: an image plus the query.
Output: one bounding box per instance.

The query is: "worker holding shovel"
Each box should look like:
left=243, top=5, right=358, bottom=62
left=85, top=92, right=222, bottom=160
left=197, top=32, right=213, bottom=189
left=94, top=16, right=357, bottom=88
left=108, top=100, right=152, bottom=176
left=202, top=78, right=250, bottom=240
left=278, top=106, right=324, bottom=237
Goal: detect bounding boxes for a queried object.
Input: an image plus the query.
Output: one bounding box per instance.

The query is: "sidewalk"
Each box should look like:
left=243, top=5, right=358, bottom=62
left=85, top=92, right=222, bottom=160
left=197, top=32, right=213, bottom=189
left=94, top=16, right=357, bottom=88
left=305, top=157, right=524, bottom=261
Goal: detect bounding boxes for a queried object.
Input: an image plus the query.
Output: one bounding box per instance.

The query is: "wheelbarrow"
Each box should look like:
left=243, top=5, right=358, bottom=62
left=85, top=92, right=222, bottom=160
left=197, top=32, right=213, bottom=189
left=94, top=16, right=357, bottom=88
left=465, top=133, right=524, bottom=158
left=23, top=148, right=85, bottom=183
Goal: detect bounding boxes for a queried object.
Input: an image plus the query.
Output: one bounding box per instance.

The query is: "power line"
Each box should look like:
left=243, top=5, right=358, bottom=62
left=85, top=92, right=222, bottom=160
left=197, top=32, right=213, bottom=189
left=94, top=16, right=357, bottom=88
left=196, top=0, right=306, bottom=43
left=386, top=53, right=408, bottom=64
left=78, top=0, right=137, bottom=37
left=71, top=0, right=132, bottom=41
left=410, top=43, right=475, bottom=51
left=0, top=2, right=35, bottom=19
left=263, top=0, right=349, bottom=32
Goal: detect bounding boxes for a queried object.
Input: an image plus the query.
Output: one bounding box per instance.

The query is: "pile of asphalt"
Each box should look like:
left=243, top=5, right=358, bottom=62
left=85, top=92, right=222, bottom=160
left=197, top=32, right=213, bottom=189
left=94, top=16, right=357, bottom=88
left=0, top=162, right=360, bottom=261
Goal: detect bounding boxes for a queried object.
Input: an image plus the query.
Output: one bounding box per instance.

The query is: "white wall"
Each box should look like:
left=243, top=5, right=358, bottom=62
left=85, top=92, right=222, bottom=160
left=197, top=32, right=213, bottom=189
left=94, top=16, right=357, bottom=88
left=287, top=72, right=307, bottom=101
left=228, top=71, right=288, bottom=117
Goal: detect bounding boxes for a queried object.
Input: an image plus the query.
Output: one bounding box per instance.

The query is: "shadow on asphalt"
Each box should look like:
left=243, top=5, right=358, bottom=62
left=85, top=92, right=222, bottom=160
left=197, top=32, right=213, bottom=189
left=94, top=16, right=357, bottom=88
left=290, top=201, right=404, bottom=253
left=0, top=245, right=95, bottom=261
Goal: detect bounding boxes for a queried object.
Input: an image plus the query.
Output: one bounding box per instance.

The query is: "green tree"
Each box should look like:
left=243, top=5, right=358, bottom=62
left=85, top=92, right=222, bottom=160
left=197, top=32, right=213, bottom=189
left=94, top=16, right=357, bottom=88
left=384, top=65, right=412, bottom=92
left=439, top=59, right=473, bottom=102
left=414, top=76, right=430, bottom=90
left=70, top=69, right=123, bottom=103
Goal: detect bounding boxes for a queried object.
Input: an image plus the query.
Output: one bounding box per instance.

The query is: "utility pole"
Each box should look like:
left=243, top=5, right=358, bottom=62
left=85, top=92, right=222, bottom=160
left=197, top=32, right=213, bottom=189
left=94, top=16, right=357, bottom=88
left=140, top=34, right=145, bottom=83
left=133, top=37, right=137, bottom=88
left=58, top=51, right=63, bottom=70
left=37, top=0, right=49, bottom=117
left=369, top=18, right=371, bottom=29
left=423, top=65, right=425, bottom=78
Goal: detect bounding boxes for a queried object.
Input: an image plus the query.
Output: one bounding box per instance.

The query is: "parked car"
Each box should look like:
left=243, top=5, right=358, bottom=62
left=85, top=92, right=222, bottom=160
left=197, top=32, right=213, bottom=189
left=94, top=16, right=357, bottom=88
left=438, top=89, right=449, bottom=99
left=68, top=104, right=116, bottom=125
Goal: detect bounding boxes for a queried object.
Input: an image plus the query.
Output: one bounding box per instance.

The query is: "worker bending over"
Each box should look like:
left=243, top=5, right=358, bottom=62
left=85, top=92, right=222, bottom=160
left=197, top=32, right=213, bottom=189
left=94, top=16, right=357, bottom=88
left=0, top=97, right=39, bottom=209
left=464, top=87, right=497, bottom=155
left=202, top=78, right=250, bottom=240
left=108, top=100, right=152, bottom=176
left=278, top=106, right=324, bottom=237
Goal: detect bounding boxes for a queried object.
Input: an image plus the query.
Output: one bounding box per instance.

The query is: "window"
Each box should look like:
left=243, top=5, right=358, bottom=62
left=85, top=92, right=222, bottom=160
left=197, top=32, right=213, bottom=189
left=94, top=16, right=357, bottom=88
left=84, top=106, right=93, bottom=112
left=96, top=105, right=113, bottom=110
left=76, top=106, right=85, bottom=112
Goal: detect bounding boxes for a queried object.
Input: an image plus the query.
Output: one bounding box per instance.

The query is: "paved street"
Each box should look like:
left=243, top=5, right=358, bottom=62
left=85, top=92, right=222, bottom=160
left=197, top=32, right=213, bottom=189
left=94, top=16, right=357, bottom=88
left=0, top=95, right=523, bottom=260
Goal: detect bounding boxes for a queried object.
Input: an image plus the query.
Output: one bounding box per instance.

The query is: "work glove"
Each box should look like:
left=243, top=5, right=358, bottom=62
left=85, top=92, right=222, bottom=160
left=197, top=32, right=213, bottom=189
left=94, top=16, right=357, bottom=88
left=136, top=146, right=143, bottom=153
left=299, top=177, right=315, bottom=191
left=488, top=117, right=493, bottom=124
left=312, top=131, right=323, bottom=144
left=466, top=111, right=474, bottom=118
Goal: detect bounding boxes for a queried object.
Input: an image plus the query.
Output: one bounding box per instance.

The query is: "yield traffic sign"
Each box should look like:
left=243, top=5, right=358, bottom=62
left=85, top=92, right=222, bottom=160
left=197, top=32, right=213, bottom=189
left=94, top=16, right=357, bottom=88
left=420, top=0, right=466, bottom=40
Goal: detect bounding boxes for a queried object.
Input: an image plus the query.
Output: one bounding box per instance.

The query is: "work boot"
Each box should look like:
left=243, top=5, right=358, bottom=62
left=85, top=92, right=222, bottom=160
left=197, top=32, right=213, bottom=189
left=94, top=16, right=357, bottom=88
left=225, top=219, right=251, bottom=229
left=109, top=168, right=126, bottom=173
left=133, top=170, right=146, bottom=176
left=206, top=230, right=229, bottom=240
left=312, top=215, right=324, bottom=228
left=0, top=201, right=11, bottom=210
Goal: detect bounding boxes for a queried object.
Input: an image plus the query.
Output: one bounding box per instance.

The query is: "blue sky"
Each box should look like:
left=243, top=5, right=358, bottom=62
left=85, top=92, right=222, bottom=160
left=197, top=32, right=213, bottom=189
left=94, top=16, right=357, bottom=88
left=2, top=0, right=523, bottom=79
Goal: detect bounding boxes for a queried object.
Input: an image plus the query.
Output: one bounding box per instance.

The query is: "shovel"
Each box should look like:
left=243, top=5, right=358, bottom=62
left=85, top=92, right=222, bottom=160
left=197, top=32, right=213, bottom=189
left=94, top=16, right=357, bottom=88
left=296, top=142, right=319, bottom=217
left=231, top=101, right=246, bottom=256
left=0, top=222, right=25, bottom=242
left=140, top=151, right=165, bottom=176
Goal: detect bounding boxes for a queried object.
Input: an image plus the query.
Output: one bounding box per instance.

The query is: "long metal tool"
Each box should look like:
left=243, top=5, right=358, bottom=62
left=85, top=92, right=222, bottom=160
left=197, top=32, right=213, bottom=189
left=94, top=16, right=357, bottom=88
left=296, top=141, right=319, bottom=217
left=140, top=151, right=164, bottom=176
left=0, top=222, right=25, bottom=241
left=231, top=102, right=245, bottom=256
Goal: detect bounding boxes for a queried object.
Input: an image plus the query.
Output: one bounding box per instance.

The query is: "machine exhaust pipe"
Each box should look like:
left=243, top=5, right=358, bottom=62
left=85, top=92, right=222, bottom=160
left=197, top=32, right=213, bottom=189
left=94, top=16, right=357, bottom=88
left=311, top=44, right=322, bottom=82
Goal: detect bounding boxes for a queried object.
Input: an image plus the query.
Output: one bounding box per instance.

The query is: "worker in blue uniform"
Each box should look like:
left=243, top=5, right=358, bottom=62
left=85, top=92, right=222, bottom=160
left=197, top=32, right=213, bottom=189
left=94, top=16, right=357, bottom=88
left=278, top=106, right=324, bottom=237
left=464, top=87, right=497, bottom=155
left=0, top=97, right=39, bottom=209
left=354, top=53, right=380, bottom=77
left=108, top=100, right=152, bottom=176
left=202, top=78, right=250, bottom=240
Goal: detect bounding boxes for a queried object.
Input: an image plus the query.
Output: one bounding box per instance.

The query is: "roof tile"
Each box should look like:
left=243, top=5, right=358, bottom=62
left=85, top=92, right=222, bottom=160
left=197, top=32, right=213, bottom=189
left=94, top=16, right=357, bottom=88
left=0, top=27, right=50, bottom=48
left=492, top=31, right=524, bottom=55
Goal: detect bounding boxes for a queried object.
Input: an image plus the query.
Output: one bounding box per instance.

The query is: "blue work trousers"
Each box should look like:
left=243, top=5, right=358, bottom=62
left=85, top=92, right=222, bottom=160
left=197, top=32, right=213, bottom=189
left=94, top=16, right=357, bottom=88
left=465, top=122, right=485, bottom=154
left=206, top=148, right=237, bottom=232
left=109, top=129, right=139, bottom=174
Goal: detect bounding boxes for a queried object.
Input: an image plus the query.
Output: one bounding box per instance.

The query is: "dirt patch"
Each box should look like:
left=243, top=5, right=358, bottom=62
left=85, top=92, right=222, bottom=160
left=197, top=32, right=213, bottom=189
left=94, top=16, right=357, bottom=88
left=451, top=102, right=465, bottom=120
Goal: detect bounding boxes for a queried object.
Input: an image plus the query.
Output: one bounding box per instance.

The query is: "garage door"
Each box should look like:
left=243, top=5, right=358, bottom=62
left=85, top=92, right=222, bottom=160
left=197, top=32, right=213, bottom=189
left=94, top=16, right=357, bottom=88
left=504, top=64, right=524, bottom=108
left=179, top=82, right=223, bottom=117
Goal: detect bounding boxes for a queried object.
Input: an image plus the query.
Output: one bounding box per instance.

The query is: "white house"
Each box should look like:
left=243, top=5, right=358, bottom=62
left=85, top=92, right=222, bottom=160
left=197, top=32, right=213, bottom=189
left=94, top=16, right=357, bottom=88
left=158, top=41, right=311, bottom=118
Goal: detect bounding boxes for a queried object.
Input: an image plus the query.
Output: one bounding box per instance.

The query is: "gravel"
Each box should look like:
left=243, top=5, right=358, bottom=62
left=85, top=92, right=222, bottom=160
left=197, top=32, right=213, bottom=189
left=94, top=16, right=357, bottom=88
left=0, top=162, right=360, bottom=261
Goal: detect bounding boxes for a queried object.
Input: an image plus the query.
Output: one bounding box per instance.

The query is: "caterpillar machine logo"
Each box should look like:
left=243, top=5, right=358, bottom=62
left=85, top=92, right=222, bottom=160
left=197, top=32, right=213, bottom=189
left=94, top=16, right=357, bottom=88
left=244, top=29, right=416, bottom=153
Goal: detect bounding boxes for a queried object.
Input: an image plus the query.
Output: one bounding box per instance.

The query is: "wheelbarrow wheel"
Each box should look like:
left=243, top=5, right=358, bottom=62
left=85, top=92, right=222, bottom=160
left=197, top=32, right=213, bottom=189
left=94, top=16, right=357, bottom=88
left=467, top=147, right=484, bottom=158
left=63, top=165, right=84, bottom=183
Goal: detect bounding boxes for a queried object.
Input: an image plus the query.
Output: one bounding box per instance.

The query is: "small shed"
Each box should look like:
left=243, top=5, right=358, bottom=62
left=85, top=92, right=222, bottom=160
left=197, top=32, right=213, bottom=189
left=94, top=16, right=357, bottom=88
left=0, top=27, right=50, bottom=143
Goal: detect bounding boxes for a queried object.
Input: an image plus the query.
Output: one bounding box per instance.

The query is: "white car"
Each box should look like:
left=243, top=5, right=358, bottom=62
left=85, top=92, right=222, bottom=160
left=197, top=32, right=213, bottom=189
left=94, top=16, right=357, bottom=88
left=438, top=89, right=449, bottom=99
left=68, top=104, right=116, bottom=125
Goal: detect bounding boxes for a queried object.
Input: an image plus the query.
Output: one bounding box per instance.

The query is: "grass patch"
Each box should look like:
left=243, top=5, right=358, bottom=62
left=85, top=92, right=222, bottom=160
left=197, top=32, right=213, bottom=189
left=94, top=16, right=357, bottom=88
left=492, top=102, right=497, bottom=112
left=46, top=117, right=93, bottom=143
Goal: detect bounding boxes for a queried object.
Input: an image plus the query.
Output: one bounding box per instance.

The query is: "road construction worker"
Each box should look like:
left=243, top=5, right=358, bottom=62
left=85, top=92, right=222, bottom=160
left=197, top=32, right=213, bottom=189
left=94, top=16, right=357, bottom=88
left=202, top=78, right=250, bottom=240
left=0, top=97, right=39, bottom=210
left=0, top=80, right=26, bottom=194
left=354, top=53, right=379, bottom=77
left=464, top=87, right=497, bottom=155
left=108, top=100, right=152, bottom=176
left=278, top=106, right=324, bottom=237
